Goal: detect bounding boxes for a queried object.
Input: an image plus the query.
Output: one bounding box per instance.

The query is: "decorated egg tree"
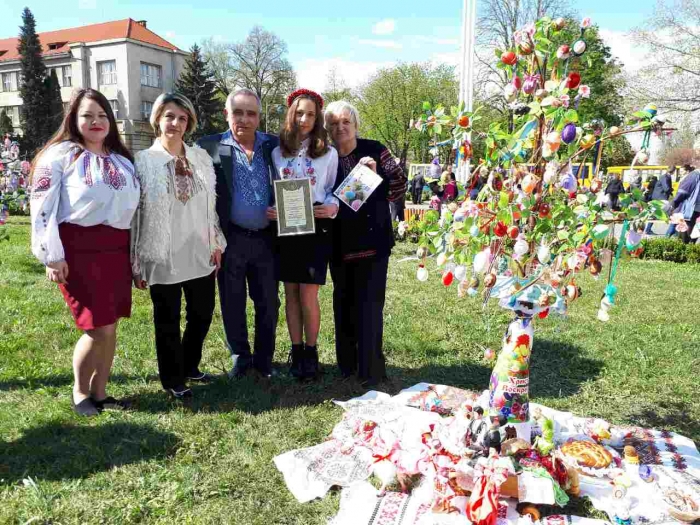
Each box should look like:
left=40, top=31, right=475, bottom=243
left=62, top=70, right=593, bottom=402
left=411, top=16, right=669, bottom=425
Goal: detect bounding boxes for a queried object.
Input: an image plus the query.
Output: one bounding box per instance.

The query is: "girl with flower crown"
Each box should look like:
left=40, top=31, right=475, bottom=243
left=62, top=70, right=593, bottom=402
left=269, top=89, right=339, bottom=380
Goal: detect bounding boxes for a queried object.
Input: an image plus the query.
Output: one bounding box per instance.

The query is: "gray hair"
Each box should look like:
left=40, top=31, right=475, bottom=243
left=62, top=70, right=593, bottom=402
left=226, top=88, right=262, bottom=113
left=324, top=100, right=360, bottom=132
left=150, top=92, right=198, bottom=136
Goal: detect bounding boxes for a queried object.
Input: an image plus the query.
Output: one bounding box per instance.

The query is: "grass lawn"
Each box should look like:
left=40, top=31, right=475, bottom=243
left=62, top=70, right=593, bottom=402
left=1, top=216, right=699, bottom=524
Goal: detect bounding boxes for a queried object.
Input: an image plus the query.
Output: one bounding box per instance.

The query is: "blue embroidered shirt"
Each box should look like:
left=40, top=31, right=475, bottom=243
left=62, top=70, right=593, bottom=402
left=222, top=130, right=271, bottom=230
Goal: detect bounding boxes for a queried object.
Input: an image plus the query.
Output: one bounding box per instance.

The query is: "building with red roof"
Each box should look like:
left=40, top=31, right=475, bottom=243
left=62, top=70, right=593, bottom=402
left=0, top=18, right=187, bottom=150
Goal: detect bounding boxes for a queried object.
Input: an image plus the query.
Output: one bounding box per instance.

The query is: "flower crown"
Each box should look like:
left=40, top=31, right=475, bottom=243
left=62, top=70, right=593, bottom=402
left=287, top=88, right=324, bottom=109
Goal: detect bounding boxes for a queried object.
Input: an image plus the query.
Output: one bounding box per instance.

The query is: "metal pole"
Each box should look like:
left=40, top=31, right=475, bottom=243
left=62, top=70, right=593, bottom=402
left=458, top=0, right=477, bottom=184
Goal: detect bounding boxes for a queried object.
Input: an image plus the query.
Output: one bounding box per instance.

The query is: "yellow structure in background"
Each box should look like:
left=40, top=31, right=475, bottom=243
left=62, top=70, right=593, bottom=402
left=606, top=165, right=681, bottom=192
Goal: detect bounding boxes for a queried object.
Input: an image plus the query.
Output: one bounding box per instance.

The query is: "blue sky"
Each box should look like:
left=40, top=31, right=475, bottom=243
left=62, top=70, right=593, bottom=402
left=0, top=0, right=652, bottom=90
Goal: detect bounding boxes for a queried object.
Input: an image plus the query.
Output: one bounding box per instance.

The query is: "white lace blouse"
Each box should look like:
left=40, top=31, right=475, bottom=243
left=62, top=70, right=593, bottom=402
left=30, top=141, right=139, bottom=265
left=272, top=139, right=339, bottom=209
left=132, top=141, right=226, bottom=286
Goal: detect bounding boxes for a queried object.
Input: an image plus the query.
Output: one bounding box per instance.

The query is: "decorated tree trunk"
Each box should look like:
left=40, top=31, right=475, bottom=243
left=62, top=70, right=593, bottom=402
left=488, top=316, right=534, bottom=423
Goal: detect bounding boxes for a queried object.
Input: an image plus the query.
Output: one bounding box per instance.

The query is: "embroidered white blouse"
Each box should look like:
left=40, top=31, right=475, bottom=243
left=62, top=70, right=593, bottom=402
left=272, top=139, right=339, bottom=209
left=131, top=141, right=226, bottom=286
left=30, top=141, right=139, bottom=265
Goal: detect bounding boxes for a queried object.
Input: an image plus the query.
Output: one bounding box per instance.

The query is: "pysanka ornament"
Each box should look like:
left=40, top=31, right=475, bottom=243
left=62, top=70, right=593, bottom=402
left=573, top=39, right=587, bottom=56
left=644, top=104, right=658, bottom=118
left=561, top=123, right=577, bottom=144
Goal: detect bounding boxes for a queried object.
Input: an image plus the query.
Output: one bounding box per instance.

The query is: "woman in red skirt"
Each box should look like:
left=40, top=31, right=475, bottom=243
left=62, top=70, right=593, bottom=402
left=30, top=88, right=140, bottom=416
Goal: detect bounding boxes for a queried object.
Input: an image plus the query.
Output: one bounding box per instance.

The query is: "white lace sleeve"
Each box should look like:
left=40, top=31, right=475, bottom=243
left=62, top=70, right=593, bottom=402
left=30, top=143, right=71, bottom=265
left=196, top=147, right=227, bottom=253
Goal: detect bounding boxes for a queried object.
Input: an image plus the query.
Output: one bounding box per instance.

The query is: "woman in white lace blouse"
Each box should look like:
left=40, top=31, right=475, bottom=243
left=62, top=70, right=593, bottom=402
left=131, top=93, right=226, bottom=400
left=269, top=89, right=339, bottom=381
left=30, top=88, right=140, bottom=417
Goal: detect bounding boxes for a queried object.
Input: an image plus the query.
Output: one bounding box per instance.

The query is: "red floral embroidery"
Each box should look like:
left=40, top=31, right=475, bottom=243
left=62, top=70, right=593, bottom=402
left=100, top=157, right=126, bottom=190
left=83, top=155, right=93, bottom=186
left=33, top=176, right=51, bottom=193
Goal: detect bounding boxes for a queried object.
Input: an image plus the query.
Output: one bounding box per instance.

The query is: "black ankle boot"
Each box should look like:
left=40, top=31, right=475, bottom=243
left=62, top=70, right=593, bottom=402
left=301, top=344, right=319, bottom=380
left=288, top=343, right=304, bottom=378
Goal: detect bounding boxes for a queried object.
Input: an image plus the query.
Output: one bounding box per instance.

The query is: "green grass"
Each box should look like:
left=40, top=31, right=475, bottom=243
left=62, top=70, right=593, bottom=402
left=1, top=216, right=699, bottom=524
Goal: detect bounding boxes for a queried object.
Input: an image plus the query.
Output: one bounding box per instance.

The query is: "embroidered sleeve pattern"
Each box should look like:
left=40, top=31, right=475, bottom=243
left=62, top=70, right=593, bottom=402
left=379, top=148, right=407, bottom=202
left=30, top=145, right=67, bottom=265
left=323, top=148, right=340, bottom=210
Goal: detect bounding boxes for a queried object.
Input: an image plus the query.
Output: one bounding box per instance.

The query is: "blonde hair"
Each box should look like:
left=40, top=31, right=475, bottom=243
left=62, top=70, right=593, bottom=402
left=150, top=92, right=198, bottom=137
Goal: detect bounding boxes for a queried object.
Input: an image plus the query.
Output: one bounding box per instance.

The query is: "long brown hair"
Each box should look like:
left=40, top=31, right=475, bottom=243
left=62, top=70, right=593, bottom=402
left=31, top=88, right=133, bottom=178
left=279, top=95, right=329, bottom=159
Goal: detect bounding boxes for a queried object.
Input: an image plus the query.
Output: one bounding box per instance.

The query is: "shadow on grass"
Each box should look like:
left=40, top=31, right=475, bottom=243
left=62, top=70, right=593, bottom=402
left=0, top=421, right=179, bottom=484
left=625, top=400, right=700, bottom=444
left=0, top=373, right=160, bottom=392
left=530, top=339, right=603, bottom=399
left=131, top=338, right=601, bottom=415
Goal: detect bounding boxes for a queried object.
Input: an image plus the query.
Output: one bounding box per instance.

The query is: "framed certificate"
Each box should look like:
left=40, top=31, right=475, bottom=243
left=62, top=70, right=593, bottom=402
left=273, top=178, right=316, bottom=236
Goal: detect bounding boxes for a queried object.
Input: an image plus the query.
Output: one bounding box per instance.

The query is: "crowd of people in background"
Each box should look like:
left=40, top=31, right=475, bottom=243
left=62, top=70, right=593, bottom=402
left=406, top=158, right=699, bottom=244
left=29, top=86, right=406, bottom=416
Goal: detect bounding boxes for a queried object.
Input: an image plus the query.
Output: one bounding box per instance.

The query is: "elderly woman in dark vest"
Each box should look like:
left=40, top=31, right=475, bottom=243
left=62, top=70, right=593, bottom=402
left=324, top=100, right=407, bottom=387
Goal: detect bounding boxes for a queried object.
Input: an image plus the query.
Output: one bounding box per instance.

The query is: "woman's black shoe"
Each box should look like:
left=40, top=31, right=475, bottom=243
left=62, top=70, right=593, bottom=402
left=288, top=343, right=304, bottom=378
left=300, top=344, right=319, bottom=380
left=71, top=396, right=99, bottom=417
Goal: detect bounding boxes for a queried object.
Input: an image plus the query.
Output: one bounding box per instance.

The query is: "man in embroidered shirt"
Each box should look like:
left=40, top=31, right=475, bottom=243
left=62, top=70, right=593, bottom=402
left=198, top=88, right=280, bottom=378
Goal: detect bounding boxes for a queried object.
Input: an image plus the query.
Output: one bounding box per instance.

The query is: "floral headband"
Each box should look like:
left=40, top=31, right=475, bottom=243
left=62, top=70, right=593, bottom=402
left=287, top=88, right=324, bottom=109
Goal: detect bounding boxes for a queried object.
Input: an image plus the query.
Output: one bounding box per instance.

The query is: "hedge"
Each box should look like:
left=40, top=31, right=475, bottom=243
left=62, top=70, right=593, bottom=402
left=640, top=237, right=700, bottom=264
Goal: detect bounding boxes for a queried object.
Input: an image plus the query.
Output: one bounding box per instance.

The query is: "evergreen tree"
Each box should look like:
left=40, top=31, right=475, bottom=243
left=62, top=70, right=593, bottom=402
left=45, top=68, right=64, bottom=137
left=0, top=111, right=13, bottom=137
left=175, top=44, right=221, bottom=141
left=17, top=7, right=49, bottom=156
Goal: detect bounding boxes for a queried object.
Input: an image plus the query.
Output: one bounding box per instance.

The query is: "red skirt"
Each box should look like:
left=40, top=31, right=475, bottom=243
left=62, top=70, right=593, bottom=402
left=58, top=223, right=132, bottom=330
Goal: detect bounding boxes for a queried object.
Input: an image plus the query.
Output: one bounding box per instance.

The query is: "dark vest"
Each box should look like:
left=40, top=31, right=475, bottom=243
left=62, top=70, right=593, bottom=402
left=332, top=138, right=395, bottom=261
left=197, top=131, right=279, bottom=237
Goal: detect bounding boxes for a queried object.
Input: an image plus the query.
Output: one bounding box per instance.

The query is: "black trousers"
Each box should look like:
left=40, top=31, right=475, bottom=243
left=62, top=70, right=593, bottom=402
left=218, top=227, right=279, bottom=375
left=680, top=210, right=700, bottom=244
left=149, top=272, right=216, bottom=390
left=330, top=256, right=389, bottom=383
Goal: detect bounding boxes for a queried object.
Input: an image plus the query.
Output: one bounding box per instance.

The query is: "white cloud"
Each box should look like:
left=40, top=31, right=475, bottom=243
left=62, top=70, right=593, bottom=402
left=358, top=39, right=402, bottom=50
left=372, top=19, right=396, bottom=36
left=295, top=58, right=394, bottom=92
left=598, top=29, right=649, bottom=72
left=78, top=0, right=97, bottom=9
left=415, top=36, right=460, bottom=46
left=165, top=31, right=176, bottom=40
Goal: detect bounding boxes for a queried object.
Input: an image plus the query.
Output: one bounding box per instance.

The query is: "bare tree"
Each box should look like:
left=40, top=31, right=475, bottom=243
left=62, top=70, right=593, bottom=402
left=628, top=0, right=700, bottom=115
left=474, top=0, right=574, bottom=119
left=201, top=27, right=296, bottom=130
left=477, top=0, right=573, bottom=50
left=323, top=66, right=353, bottom=103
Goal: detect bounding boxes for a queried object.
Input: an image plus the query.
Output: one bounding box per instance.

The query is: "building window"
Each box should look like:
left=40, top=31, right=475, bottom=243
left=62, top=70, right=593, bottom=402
left=140, top=63, right=162, bottom=88
left=1, top=72, right=18, bottom=92
left=141, top=101, right=153, bottom=121
left=109, top=99, right=119, bottom=117
left=98, top=60, right=117, bottom=86
left=62, top=66, right=72, bottom=87
left=0, top=106, right=20, bottom=126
